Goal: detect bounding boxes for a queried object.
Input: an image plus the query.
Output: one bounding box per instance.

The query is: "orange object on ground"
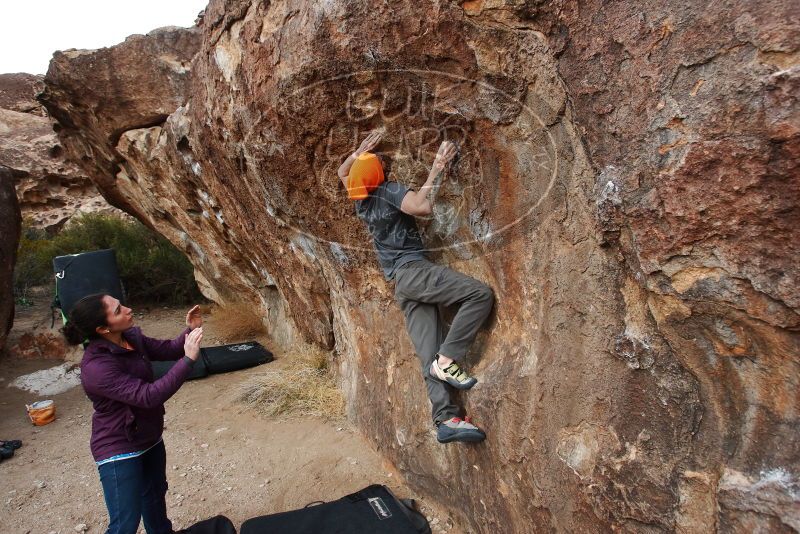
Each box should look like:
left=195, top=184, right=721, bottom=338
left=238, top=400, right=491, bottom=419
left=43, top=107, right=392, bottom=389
left=26, top=400, right=56, bottom=426
left=347, top=153, right=384, bottom=200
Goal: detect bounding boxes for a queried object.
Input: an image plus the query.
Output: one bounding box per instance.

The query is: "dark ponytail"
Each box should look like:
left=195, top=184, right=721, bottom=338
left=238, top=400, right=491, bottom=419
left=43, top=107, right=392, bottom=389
left=61, top=294, right=108, bottom=345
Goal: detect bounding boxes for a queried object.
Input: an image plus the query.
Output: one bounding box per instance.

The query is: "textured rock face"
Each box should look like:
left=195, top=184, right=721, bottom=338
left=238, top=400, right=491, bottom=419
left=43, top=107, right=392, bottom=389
left=0, top=73, right=46, bottom=116
left=0, top=166, right=21, bottom=352
left=0, top=73, right=113, bottom=230
left=40, top=2, right=799, bottom=532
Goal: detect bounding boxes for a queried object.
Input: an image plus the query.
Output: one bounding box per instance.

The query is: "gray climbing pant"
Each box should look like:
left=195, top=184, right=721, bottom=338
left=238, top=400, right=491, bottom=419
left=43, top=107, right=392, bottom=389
left=393, top=258, right=495, bottom=424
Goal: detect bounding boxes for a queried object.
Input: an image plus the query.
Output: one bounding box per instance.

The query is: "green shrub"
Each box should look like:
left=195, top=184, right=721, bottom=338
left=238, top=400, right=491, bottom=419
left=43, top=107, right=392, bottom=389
left=13, top=214, right=203, bottom=305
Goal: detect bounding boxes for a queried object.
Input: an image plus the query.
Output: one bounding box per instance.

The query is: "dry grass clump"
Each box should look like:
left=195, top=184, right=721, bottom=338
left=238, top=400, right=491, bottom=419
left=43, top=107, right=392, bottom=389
left=238, top=344, right=344, bottom=420
left=211, top=301, right=267, bottom=340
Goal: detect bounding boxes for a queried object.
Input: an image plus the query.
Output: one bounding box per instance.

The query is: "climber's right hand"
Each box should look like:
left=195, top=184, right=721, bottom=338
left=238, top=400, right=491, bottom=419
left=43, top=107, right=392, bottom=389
left=184, top=327, right=203, bottom=361
left=355, top=131, right=382, bottom=156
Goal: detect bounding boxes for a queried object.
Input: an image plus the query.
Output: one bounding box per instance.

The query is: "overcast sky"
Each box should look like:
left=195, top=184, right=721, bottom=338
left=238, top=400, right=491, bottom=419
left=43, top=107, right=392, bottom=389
left=1, top=0, right=209, bottom=75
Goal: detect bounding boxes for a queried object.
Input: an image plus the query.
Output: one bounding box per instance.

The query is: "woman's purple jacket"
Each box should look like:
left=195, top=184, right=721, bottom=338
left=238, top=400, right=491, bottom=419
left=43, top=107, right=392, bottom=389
left=80, top=326, right=194, bottom=462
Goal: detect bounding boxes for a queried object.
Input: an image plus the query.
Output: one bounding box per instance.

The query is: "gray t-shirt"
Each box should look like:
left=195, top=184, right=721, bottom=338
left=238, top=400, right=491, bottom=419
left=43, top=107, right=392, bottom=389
left=355, top=181, right=426, bottom=280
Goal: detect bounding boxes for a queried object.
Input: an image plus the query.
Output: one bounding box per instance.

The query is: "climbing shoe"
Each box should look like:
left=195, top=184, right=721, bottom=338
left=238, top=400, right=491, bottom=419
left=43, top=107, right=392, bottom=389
left=437, top=417, right=486, bottom=444
left=430, top=358, right=477, bottom=390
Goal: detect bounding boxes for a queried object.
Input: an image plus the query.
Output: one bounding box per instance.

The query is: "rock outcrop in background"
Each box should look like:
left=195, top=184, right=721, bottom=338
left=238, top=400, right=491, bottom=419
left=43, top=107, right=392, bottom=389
left=39, top=1, right=799, bottom=532
left=0, top=73, right=116, bottom=231
left=0, top=165, right=21, bottom=351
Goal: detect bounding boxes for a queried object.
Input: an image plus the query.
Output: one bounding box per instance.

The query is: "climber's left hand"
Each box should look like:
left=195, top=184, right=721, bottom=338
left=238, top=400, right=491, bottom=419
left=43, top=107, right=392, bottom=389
left=432, top=141, right=457, bottom=173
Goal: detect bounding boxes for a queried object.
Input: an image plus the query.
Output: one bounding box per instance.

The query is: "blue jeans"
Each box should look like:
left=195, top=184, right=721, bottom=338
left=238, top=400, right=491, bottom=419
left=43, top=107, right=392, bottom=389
left=98, top=440, right=173, bottom=534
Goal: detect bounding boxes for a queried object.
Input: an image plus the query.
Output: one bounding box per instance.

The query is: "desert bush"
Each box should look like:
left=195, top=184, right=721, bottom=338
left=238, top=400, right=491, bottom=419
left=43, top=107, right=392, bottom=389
left=13, top=213, right=202, bottom=305
left=238, top=345, right=343, bottom=420
left=211, top=301, right=268, bottom=340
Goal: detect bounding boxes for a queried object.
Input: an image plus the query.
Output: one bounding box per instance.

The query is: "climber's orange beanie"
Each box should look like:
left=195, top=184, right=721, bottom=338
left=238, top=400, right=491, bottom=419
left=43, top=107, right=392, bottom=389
left=347, top=152, right=385, bottom=200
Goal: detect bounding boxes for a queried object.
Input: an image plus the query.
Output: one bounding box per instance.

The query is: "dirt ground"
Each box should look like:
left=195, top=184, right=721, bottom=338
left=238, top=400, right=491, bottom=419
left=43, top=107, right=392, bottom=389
left=0, top=298, right=457, bottom=533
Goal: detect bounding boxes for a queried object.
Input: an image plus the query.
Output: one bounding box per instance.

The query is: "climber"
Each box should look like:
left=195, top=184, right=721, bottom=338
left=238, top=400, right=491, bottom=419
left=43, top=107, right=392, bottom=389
left=338, top=131, right=495, bottom=444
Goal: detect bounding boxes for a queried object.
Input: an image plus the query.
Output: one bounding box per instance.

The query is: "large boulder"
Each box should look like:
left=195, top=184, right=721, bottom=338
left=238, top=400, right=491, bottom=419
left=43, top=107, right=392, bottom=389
left=39, top=27, right=203, bottom=218
left=0, top=73, right=114, bottom=230
left=40, top=2, right=799, bottom=532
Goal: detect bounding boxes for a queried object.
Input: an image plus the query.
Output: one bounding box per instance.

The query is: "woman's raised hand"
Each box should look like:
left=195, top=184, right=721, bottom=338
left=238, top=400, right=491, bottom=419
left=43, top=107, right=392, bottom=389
left=184, top=327, right=203, bottom=361
left=355, top=131, right=382, bottom=156
left=185, top=305, right=202, bottom=329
